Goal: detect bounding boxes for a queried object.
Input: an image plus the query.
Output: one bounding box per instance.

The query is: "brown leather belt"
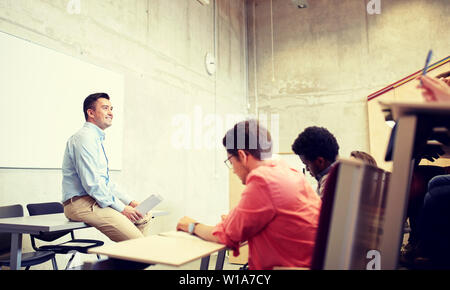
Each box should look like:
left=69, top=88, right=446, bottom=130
left=62, top=195, right=86, bottom=206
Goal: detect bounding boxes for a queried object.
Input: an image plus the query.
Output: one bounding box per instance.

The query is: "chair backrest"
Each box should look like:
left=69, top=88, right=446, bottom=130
left=26, top=202, right=70, bottom=242
left=0, top=204, right=24, bottom=254
left=27, top=202, right=64, bottom=216
left=311, top=162, right=340, bottom=270
left=311, top=158, right=389, bottom=270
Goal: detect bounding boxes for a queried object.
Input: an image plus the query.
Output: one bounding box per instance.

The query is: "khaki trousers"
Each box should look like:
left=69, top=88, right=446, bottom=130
left=64, top=196, right=150, bottom=242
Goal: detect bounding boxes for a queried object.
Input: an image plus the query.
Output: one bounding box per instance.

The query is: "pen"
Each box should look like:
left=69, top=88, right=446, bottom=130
left=421, top=49, right=433, bottom=84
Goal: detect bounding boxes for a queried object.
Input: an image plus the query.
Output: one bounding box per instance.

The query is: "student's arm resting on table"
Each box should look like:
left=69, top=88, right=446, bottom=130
left=212, top=174, right=275, bottom=253
left=176, top=174, right=275, bottom=253
left=177, top=216, right=221, bottom=243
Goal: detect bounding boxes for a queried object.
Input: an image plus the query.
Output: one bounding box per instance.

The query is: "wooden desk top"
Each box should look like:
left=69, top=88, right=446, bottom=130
left=88, top=231, right=226, bottom=267
left=379, top=101, right=450, bottom=120
left=0, top=213, right=88, bottom=234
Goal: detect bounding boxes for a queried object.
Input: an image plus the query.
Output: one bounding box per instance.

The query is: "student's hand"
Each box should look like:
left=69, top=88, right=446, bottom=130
left=176, top=216, right=197, bottom=233
left=121, top=205, right=144, bottom=223
left=443, top=77, right=450, bottom=86
left=221, top=214, right=228, bottom=222
left=129, top=200, right=139, bottom=208
left=417, top=75, right=450, bottom=102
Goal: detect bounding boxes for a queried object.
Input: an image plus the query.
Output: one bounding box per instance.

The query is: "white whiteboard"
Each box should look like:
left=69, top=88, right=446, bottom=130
left=0, top=31, right=124, bottom=169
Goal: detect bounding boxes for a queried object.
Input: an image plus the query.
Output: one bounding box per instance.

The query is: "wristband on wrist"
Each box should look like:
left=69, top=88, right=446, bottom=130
left=188, top=222, right=199, bottom=235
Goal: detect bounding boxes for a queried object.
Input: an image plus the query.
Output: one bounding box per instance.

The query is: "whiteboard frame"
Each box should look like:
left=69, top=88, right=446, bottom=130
left=0, top=31, right=124, bottom=170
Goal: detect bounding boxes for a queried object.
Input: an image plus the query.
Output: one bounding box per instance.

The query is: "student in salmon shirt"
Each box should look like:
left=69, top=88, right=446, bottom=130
left=176, top=119, right=322, bottom=270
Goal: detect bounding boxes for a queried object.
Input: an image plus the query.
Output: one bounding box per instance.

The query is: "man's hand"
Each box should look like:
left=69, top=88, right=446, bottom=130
left=129, top=200, right=139, bottom=208
left=418, top=75, right=450, bottom=102
left=176, top=216, right=221, bottom=243
left=121, top=205, right=143, bottom=223
left=176, top=216, right=197, bottom=233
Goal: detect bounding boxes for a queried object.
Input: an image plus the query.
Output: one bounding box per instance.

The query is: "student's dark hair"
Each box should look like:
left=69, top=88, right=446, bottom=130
left=222, top=119, right=272, bottom=160
left=83, top=93, right=110, bottom=121
left=291, top=126, right=339, bottom=162
left=350, top=151, right=377, bottom=166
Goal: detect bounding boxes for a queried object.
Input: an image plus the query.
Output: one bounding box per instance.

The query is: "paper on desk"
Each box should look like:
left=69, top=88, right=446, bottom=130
left=136, top=193, right=163, bottom=215
left=159, top=231, right=201, bottom=241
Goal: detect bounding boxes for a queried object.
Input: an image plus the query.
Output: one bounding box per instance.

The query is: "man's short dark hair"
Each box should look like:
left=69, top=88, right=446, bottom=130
left=83, top=93, right=110, bottom=121
left=291, top=126, right=339, bottom=162
left=350, top=150, right=377, bottom=166
left=222, top=119, right=272, bottom=160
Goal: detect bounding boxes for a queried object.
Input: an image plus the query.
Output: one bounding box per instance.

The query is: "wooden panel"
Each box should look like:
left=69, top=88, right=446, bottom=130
left=367, top=62, right=450, bottom=171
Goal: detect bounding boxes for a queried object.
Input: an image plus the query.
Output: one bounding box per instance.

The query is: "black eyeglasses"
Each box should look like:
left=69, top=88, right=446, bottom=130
left=224, top=155, right=234, bottom=169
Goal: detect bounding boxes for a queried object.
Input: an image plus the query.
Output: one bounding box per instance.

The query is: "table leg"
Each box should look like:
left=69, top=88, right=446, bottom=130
left=215, top=249, right=226, bottom=270
left=10, top=233, right=23, bottom=270
left=200, top=255, right=210, bottom=270
left=380, top=115, right=417, bottom=269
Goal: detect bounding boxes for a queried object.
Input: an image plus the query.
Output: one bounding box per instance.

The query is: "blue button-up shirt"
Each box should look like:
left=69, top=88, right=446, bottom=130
left=62, top=122, right=132, bottom=212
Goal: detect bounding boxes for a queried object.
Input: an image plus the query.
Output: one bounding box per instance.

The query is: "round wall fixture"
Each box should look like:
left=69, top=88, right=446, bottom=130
left=205, top=52, right=216, bottom=75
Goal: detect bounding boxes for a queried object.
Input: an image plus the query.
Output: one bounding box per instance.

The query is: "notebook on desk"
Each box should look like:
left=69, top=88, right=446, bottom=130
left=159, top=231, right=201, bottom=241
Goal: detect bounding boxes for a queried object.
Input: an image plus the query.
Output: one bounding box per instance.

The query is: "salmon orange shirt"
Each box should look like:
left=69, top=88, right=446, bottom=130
left=212, top=160, right=322, bottom=270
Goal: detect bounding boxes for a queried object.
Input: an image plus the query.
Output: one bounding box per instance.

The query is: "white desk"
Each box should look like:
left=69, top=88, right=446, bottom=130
left=379, top=101, right=450, bottom=269
left=88, top=231, right=227, bottom=269
left=0, top=210, right=169, bottom=270
left=0, top=213, right=88, bottom=270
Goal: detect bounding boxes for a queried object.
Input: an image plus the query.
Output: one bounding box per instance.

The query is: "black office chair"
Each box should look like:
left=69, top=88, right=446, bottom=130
left=0, top=204, right=58, bottom=270
left=26, top=202, right=104, bottom=270
left=310, top=163, right=340, bottom=270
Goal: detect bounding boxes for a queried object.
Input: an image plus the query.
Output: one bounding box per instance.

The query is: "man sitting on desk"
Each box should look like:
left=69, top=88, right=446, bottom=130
left=177, top=120, right=322, bottom=270
left=62, top=93, right=149, bottom=242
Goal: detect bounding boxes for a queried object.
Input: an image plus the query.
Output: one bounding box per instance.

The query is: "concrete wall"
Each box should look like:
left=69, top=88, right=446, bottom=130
left=1, top=0, right=448, bottom=270
left=246, top=0, right=450, bottom=163
left=0, top=0, right=247, bottom=269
